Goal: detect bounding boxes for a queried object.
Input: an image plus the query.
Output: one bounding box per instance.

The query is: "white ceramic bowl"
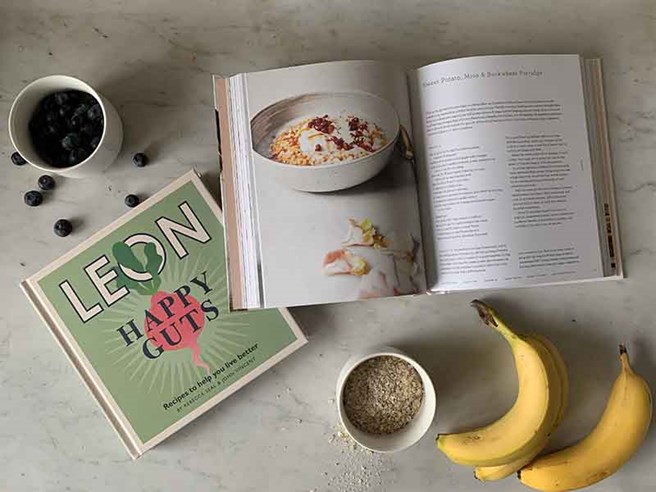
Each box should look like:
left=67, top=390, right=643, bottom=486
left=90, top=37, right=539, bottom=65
left=8, top=75, right=123, bottom=178
left=336, top=345, right=437, bottom=453
left=251, top=92, right=400, bottom=192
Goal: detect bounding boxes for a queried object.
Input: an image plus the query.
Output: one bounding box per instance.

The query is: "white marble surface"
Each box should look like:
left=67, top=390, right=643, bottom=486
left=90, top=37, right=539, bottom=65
left=1, top=1, right=655, bottom=491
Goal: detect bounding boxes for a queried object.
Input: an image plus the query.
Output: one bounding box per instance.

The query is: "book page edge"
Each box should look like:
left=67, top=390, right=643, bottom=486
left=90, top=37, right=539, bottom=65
left=214, top=76, right=246, bottom=311
left=589, top=59, right=624, bottom=278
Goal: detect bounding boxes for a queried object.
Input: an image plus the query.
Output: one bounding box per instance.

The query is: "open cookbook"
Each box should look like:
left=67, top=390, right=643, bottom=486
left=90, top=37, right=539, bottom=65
left=214, top=55, right=621, bottom=310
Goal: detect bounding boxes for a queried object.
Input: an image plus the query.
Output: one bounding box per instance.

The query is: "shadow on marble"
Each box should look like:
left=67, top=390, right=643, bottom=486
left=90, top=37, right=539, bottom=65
left=90, top=56, right=201, bottom=169
left=199, top=166, right=221, bottom=206
left=289, top=304, right=334, bottom=339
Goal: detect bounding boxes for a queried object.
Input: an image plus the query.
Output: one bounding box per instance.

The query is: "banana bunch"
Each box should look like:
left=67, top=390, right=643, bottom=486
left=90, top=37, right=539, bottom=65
left=436, top=300, right=652, bottom=491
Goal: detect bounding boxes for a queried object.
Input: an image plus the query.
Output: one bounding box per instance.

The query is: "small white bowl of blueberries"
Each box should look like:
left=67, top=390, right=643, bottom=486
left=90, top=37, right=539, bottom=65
left=8, top=76, right=148, bottom=237
left=9, top=75, right=123, bottom=178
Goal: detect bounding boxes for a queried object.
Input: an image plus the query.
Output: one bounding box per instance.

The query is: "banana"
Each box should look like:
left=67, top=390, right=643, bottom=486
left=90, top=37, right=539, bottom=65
left=436, top=300, right=556, bottom=467
left=475, top=335, right=569, bottom=481
left=529, top=334, right=570, bottom=428
left=475, top=441, right=543, bottom=482
left=519, top=345, right=652, bottom=492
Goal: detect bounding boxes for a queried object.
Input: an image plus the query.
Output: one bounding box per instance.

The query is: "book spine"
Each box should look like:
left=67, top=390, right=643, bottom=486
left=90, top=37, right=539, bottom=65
left=20, top=280, right=143, bottom=459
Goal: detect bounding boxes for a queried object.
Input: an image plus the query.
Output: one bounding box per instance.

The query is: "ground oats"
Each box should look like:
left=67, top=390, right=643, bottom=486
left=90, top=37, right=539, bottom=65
left=343, top=356, right=424, bottom=435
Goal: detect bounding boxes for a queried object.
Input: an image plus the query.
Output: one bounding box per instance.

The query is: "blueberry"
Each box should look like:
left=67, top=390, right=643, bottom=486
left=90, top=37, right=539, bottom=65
left=24, top=190, right=43, bottom=207
left=68, top=147, right=89, bottom=165
left=61, top=132, right=82, bottom=151
left=45, top=123, right=63, bottom=137
left=58, top=104, right=72, bottom=118
left=51, top=150, right=70, bottom=168
left=89, top=135, right=101, bottom=149
left=87, top=104, right=103, bottom=121
left=73, top=104, right=90, bottom=118
left=41, top=95, right=57, bottom=112
left=79, top=123, right=94, bottom=136
left=38, top=175, right=55, bottom=191
left=11, top=152, right=27, bottom=166
left=54, top=92, right=70, bottom=106
left=132, top=153, right=148, bottom=167
left=79, top=92, right=96, bottom=105
left=45, top=111, right=59, bottom=124
left=124, top=194, right=140, bottom=208
left=54, top=219, right=73, bottom=237
left=83, top=122, right=102, bottom=137
left=69, top=114, right=83, bottom=130
left=64, top=90, right=81, bottom=103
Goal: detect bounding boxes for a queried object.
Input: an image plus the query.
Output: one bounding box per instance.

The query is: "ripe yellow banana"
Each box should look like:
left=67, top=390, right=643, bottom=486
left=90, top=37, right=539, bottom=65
left=529, top=334, right=569, bottom=428
left=475, top=334, right=569, bottom=481
left=519, top=345, right=652, bottom=492
left=437, top=300, right=555, bottom=467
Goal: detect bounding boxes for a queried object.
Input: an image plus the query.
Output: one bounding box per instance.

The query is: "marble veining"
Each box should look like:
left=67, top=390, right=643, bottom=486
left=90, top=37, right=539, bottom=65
left=1, top=1, right=655, bottom=491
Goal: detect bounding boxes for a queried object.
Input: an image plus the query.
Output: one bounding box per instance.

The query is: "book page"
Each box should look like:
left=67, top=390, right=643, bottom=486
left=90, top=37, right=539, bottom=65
left=236, top=61, right=426, bottom=308
left=409, top=55, right=604, bottom=291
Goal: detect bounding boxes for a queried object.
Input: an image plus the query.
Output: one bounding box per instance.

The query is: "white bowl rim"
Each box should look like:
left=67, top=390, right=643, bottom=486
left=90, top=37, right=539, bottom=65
left=250, top=91, right=401, bottom=171
left=336, top=346, right=437, bottom=453
left=8, top=74, right=109, bottom=172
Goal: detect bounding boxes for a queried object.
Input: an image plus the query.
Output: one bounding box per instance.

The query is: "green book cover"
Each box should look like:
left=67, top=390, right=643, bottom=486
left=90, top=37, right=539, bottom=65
left=21, top=171, right=306, bottom=459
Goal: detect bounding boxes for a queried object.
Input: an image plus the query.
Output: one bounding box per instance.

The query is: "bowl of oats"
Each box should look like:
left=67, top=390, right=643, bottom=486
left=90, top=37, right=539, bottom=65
left=336, top=345, right=436, bottom=453
left=251, top=92, right=400, bottom=192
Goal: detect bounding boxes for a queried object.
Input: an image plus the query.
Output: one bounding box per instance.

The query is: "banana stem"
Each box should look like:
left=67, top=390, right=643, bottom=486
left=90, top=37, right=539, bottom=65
left=471, top=299, right=497, bottom=327
left=471, top=300, right=519, bottom=342
left=619, top=344, right=633, bottom=374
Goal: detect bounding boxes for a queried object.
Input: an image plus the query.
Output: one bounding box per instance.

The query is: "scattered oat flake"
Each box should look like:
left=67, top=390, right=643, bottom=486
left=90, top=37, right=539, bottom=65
left=324, top=424, right=390, bottom=492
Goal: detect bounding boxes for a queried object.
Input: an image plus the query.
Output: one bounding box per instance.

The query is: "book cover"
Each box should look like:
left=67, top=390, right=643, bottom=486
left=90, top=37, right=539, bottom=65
left=21, top=170, right=306, bottom=459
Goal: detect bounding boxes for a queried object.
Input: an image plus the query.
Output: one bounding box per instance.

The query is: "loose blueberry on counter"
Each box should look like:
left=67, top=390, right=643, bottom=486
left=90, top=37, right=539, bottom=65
left=54, top=219, right=73, bottom=237
left=38, top=175, right=55, bottom=191
left=24, top=190, right=43, bottom=207
left=124, top=194, right=140, bottom=208
left=11, top=152, right=27, bottom=166
left=132, top=153, right=148, bottom=167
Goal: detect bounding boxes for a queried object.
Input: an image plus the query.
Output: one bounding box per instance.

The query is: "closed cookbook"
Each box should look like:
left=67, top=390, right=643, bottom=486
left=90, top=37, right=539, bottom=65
left=21, top=170, right=306, bottom=459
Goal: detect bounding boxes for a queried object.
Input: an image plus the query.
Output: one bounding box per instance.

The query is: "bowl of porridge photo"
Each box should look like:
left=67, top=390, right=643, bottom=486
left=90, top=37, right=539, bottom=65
left=251, top=92, right=400, bottom=192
